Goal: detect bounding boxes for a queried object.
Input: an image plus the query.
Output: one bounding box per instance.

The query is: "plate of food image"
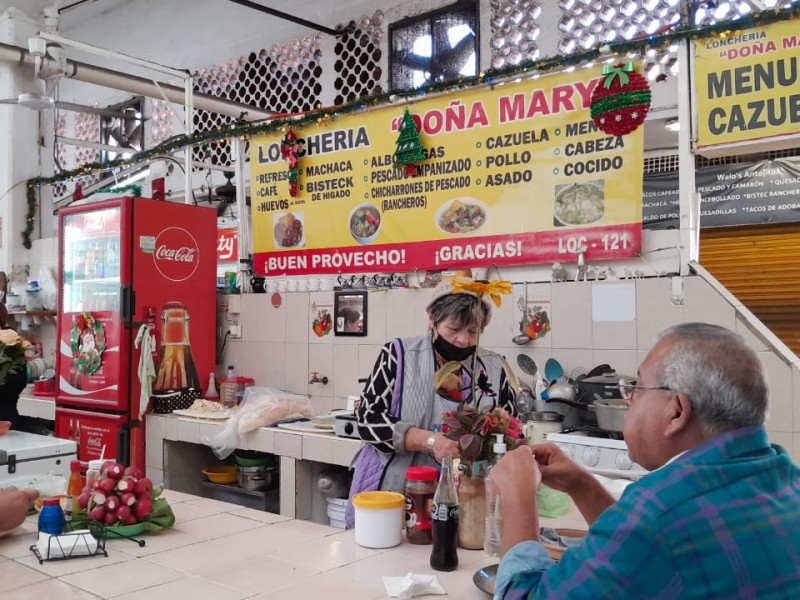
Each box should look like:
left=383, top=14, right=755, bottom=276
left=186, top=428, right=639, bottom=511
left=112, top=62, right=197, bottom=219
left=349, top=203, right=382, bottom=245
left=436, top=197, right=488, bottom=235
left=273, top=212, right=305, bottom=248
left=553, top=180, right=605, bottom=226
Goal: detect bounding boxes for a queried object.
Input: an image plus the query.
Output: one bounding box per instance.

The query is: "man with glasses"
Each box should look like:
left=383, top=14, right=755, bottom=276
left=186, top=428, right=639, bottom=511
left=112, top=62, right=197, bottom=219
left=491, top=322, right=800, bottom=599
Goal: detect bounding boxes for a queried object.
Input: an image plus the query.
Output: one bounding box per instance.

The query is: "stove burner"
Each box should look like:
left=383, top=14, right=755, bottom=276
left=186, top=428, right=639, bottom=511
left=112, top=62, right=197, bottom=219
left=561, top=426, right=624, bottom=441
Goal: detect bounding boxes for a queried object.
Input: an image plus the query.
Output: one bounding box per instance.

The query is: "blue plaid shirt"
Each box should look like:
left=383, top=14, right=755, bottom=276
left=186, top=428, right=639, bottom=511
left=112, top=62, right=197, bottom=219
left=496, top=426, right=800, bottom=599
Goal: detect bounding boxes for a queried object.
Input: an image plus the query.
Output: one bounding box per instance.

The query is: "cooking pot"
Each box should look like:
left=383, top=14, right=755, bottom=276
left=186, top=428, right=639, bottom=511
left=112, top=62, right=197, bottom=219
left=524, top=412, right=564, bottom=443
left=592, top=398, right=628, bottom=433
left=574, top=371, right=629, bottom=404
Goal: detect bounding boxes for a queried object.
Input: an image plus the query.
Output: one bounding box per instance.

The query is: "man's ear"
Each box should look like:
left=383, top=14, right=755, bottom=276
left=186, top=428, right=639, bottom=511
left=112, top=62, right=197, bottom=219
left=664, top=392, right=693, bottom=438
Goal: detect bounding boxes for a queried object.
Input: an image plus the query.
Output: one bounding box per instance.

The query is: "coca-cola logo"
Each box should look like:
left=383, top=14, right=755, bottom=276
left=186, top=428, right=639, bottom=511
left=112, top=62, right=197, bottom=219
left=153, top=227, right=200, bottom=282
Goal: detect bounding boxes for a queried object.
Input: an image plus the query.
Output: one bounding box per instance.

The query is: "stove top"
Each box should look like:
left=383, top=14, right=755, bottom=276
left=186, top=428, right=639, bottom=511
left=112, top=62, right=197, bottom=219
left=546, top=431, right=647, bottom=480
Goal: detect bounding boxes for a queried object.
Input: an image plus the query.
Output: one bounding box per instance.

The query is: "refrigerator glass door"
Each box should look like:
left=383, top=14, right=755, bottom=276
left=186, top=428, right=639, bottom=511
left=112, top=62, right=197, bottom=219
left=58, top=200, right=130, bottom=410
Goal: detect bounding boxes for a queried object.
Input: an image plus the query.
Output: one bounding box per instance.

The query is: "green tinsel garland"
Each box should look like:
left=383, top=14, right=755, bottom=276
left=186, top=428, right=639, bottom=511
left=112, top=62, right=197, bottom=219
left=21, top=3, right=800, bottom=249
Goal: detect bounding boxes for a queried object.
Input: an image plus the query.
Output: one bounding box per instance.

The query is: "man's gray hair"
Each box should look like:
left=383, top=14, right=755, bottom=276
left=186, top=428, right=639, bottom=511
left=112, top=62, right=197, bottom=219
left=654, top=322, right=768, bottom=434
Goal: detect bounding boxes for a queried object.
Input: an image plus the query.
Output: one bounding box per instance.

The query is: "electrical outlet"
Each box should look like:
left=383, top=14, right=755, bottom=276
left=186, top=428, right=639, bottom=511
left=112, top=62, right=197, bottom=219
left=229, top=324, right=242, bottom=338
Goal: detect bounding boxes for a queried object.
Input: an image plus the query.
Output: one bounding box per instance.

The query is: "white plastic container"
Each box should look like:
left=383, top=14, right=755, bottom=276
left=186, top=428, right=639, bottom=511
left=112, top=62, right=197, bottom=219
left=352, top=491, right=405, bottom=548
left=327, top=497, right=347, bottom=529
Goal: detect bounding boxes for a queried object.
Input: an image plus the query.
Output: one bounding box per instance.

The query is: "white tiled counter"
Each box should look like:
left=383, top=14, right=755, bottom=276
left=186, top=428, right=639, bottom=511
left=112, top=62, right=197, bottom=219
left=0, top=489, right=579, bottom=599
left=17, top=387, right=55, bottom=421
left=145, top=414, right=360, bottom=520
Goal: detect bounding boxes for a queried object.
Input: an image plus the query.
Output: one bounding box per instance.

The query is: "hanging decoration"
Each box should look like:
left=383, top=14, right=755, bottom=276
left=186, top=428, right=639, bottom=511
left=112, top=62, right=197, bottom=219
left=392, top=108, right=425, bottom=177
left=280, top=129, right=302, bottom=197
left=70, top=312, right=107, bottom=375
left=21, top=4, right=800, bottom=248
left=590, top=62, right=651, bottom=136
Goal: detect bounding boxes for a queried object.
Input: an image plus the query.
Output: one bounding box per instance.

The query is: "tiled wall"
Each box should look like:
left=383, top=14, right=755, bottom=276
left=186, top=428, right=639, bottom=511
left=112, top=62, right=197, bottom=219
left=221, top=275, right=800, bottom=462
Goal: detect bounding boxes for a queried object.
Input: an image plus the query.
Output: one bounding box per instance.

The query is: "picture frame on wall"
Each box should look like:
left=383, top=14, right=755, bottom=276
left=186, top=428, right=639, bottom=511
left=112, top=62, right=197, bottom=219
left=334, top=290, right=367, bottom=336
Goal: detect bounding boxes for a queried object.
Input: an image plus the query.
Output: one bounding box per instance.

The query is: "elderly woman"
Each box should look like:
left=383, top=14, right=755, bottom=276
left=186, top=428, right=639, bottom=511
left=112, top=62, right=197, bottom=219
left=346, top=278, right=518, bottom=528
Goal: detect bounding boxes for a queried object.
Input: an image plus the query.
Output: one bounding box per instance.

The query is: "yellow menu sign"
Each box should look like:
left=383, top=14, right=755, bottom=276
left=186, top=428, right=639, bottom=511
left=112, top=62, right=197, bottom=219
left=696, top=19, right=800, bottom=152
left=250, top=67, right=644, bottom=276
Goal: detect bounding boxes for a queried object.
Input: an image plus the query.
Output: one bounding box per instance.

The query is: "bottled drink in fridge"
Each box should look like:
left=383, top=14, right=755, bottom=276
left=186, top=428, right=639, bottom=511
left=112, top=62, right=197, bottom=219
left=430, top=456, right=459, bottom=571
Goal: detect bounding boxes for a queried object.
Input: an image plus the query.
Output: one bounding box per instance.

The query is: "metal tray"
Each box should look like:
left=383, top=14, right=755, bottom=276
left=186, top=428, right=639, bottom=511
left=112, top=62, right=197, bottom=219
left=473, top=563, right=499, bottom=596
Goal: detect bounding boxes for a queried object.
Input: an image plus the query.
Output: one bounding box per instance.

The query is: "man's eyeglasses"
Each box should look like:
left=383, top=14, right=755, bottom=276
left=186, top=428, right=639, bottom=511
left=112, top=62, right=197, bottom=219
left=617, top=378, right=673, bottom=400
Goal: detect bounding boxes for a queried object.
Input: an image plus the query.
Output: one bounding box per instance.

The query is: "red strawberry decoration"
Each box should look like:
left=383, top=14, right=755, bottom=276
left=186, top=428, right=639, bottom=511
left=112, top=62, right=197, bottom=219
left=590, top=62, right=651, bottom=136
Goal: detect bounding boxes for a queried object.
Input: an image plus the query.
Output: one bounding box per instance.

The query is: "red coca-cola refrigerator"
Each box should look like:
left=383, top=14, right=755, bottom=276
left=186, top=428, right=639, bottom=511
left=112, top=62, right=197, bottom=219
left=55, top=196, right=217, bottom=472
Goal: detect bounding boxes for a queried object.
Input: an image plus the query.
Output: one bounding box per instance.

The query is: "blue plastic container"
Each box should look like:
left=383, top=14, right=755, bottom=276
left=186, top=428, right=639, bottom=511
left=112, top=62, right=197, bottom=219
left=38, top=497, right=65, bottom=535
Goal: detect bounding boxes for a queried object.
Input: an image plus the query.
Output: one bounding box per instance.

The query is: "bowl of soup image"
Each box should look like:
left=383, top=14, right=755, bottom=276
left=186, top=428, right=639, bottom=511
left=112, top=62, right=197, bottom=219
left=553, top=181, right=605, bottom=226
left=349, top=203, right=382, bottom=245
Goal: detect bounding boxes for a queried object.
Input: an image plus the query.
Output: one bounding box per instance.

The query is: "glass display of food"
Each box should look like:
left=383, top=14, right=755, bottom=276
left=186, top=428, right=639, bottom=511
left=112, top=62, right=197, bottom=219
left=554, top=181, right=605, bottom=225
left=437, top=198, right=487, bottom=234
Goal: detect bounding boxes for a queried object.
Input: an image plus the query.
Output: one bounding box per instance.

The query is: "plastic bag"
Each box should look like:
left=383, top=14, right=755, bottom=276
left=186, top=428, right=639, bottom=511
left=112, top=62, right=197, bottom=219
left=537, top=483, right=570, bottom=518
left=204, top=386, right=314, bottom=459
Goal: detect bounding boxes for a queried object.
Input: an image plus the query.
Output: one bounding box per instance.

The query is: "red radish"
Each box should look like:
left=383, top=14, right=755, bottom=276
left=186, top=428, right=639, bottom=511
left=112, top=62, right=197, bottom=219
left=121, top=492, right=137, bottom=507
left=104, top=509, right=119, bottom=526
left=101, top=461, right=116, bottom=475
left=134, top=478, right=153, bottom=497
left=77, top=492, right=91, bottom=509
left=90, top=480, right=102, bottom=491
left=116, top=477, right=135, bottom=493
left=134, top=497, right=153, bottom=519
left=100, top=478, right=116, bottom=494
left=92, top=491, right=107, bottom=506
left=123, top=514, right=138, bottom=526
left=116, top=505, right=132, bottom=522
left=107, top=463, right=124, bottom=480
left=89, top=505, right=106, bottom=521
left=105, top=495, right=120, bottom=512
left=123, top=466, right=143, bottom=479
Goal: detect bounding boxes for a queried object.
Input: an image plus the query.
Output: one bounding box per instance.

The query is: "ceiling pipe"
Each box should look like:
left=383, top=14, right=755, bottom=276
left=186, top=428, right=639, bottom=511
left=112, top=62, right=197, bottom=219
left=227, top=0, right=343, bottom=36
left=0, top=41, right=274, bottom=121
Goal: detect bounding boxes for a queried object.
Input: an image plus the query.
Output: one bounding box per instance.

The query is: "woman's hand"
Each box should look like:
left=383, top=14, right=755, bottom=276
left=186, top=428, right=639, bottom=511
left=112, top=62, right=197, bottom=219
left=431, top=432, right=460, bottom=462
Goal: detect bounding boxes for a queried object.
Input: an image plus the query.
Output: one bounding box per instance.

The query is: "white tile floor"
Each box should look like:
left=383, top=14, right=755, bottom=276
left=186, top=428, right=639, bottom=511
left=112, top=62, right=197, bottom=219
left=0, top=489, right=505, bottom=599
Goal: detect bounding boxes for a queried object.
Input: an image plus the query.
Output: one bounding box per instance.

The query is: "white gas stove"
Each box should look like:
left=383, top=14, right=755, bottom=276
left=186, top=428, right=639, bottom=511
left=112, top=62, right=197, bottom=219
left=547, top=431, right=648, bottom=481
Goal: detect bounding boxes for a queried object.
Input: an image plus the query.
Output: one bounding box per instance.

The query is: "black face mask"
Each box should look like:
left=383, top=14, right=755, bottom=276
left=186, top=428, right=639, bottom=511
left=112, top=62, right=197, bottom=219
left=432, top=332, right=476, bottom=362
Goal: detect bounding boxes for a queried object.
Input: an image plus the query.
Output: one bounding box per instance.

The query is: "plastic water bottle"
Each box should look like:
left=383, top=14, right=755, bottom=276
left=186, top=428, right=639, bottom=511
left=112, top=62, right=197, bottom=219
left=484, top=433, right=507, bottom=556
left=223, top=365, right=237, bottom=408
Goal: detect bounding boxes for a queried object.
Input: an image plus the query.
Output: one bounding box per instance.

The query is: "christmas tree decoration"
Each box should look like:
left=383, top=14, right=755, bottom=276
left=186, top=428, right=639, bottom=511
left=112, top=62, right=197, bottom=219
left=280, top=129, right=302, bottom=197
left=590, top=62, right=651, bottom=136
left=392, top=108, right=425, bottom=176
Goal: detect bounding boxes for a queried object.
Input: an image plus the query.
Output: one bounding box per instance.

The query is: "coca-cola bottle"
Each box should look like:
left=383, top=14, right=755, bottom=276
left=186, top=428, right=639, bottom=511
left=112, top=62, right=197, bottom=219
left=430, top=456, right=459, bottom=571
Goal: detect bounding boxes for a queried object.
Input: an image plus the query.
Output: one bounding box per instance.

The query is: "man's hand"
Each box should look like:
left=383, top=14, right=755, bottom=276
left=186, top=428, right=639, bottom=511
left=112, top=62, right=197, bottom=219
left=532, top=443, right=589, bottom=494
left=533, top=443, right=615, bottom=525
left=0, top=487, right=38, bottom=532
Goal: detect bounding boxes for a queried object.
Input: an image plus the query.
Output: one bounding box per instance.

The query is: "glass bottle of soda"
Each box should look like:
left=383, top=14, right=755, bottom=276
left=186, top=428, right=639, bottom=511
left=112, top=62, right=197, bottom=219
left=430, top=456, right=459, bottom=571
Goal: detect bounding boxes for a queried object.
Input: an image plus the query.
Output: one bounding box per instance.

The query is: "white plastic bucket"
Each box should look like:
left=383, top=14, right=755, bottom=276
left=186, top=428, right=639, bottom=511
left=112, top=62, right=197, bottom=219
left=352, top=491, right=404, bottom=548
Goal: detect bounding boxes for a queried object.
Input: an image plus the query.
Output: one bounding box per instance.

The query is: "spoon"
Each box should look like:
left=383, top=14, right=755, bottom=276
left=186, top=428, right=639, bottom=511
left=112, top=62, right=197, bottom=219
left=544, top=358, right=564, bottom=384
left=516, top=354, right=538, bottom=378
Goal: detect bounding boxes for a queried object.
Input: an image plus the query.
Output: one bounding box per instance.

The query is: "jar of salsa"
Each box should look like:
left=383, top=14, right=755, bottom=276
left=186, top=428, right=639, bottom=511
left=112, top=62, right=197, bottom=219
left=404, top=466, right=438, bottom=545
